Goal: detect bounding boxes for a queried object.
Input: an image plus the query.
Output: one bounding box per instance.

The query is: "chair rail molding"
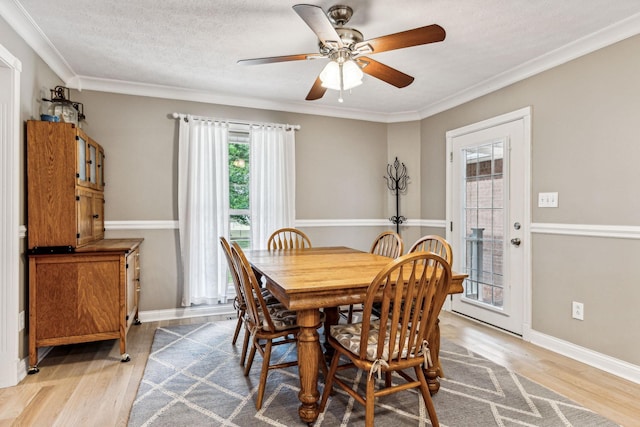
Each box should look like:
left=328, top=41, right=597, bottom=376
left=531, top=222, right=640, bottom=240
left=105, top=220, right=179, bottom=230
left=105, top=219, right=448, bottom=230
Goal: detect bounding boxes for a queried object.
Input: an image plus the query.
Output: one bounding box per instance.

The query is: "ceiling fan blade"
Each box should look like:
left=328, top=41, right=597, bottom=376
left=356, top=24, right=445, bottom=54
left=356, top=57, right=414, bottom=88
left=306, top=76, right=327, bottom=101
left=238, top=53, right=323, bottom=66
left=293, top=4, right=343, bottom=48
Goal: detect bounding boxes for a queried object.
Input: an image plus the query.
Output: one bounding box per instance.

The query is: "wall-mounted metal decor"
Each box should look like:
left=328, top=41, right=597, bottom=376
left=384, top=157, right=409, bottom=234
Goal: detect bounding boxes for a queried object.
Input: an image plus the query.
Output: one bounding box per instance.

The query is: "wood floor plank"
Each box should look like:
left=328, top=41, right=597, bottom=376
left=1, top=312, right=639, bottom=426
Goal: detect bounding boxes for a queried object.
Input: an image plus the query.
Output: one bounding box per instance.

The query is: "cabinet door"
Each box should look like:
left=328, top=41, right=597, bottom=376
left=76, top=188, right=94, bottom=247
left=97, top=146, right=105, bottom=190
left=32, top=254, right=120, bottom=340
left=88, top=141, right=97, bottom=186
left=76, top=132, right=88, bottom=184
left=92, top=192, right=105, bottom=241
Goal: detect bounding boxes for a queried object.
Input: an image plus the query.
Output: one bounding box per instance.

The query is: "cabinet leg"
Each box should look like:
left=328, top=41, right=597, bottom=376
left=134, top=318, right=142, bottom=325
left=28, top=366, right=40, bottom=374
left=121, top=353, right=131, bottom=362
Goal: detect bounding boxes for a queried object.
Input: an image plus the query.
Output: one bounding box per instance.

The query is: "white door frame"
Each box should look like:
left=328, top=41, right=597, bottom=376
left=0, top=43, right=22, bottom=388
left=445, top=107, right=532, bottom=341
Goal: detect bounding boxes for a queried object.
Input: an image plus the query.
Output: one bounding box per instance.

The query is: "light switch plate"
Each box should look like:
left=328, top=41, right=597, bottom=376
left=538, top=192, right=558, bottom=208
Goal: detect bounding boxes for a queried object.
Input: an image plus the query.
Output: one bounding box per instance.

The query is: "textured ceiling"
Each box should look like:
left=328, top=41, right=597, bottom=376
left=6, top=0, right=640, bottom=121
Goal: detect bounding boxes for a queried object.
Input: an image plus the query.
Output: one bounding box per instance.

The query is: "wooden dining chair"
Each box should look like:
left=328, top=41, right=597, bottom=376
left=319, top=252, right=452, bottom=427
left=408, top=234, right=453, bottom=379
left=345, top=231, right=404, bottom=322
left=370, top=230, right=404, bottom=258
left=230, top=242, right=327, bottom=409
left=267, top=227, right=312, bottom=250
left=220, top=237, right=282, bottom=367
left=408, top=234, right=453, bottom=265
left=219, top=237, right=250, bottom=366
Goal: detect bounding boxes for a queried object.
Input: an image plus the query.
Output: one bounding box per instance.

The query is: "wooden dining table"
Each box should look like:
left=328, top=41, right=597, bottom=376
left=245, top=246, right=466, bottom=424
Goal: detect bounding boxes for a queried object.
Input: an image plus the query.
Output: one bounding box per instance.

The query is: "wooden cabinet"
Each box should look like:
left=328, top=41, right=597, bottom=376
left=28, top=240, right=142, bottom=371
left=27, top=120, right=105, bottom=250
left=26, top=120, right=143, bottom=372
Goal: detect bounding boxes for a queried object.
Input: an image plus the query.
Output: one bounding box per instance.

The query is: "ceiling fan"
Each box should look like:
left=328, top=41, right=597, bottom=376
left=238, top=4, right=446, bottom=102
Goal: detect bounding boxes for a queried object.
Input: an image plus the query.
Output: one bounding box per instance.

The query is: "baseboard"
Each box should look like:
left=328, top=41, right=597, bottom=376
left=138, top=305, right=236, bottom=323
left=529, top=329, right=640, bottom=385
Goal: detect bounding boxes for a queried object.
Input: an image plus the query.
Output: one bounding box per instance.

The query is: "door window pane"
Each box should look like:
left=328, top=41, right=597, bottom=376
left=462, top=140, right=505, bottom=310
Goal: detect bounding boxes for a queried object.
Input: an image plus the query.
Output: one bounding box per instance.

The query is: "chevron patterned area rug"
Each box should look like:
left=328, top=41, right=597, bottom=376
left=127, top=320, right=617, bottom=426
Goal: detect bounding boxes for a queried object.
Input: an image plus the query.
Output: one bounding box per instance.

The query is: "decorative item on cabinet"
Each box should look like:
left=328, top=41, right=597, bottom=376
left=26, top=120, right=143, bottom=374
left=41, top=85, right=85, bottom=125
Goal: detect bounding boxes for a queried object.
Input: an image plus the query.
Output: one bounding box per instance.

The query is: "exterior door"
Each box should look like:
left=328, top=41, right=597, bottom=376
left=446, top=108, right=530, bottom=335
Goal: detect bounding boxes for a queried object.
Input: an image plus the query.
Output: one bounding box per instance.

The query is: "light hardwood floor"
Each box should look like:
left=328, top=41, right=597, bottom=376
left=1, top=311, right=639, bottom=426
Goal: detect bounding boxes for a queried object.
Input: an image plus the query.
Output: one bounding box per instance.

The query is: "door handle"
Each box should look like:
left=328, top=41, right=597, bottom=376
left=510, top=237, right=521, bottom=247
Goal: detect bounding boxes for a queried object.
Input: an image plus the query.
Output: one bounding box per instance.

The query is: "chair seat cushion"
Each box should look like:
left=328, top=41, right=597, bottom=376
left=251, top=304, right=297, bottom=332
left=260, top=288, right=281, bottom=306
left=330, top=320, right=422, bottom=362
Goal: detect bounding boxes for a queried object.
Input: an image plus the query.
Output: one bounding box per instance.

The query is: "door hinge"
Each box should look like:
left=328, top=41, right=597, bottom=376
left=75, top=195, right=80, bottom=201
left=76, top=233, right=80, bottom=238
left=450, top=152, right=453, bottom=162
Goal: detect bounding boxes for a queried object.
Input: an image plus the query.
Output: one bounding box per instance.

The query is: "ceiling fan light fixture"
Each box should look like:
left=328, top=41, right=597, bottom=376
left=319, top=59, right=363, bottom=91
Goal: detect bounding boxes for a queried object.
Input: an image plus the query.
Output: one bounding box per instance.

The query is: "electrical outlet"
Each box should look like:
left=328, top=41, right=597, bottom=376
left=572, top=301, right=584, bottom=320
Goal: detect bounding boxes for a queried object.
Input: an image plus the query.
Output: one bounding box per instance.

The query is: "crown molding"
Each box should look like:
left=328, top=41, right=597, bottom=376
left=70, top=75, right=412, bottom=124
left=419, top=12, right=640, bottom=118
left=0, top=0, right=75, bottom=82
left=5, top=2, right=640, bottom=123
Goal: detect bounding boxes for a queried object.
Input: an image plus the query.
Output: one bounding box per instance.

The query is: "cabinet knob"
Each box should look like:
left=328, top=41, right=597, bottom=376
left=93, top=214, right=99, bottom=218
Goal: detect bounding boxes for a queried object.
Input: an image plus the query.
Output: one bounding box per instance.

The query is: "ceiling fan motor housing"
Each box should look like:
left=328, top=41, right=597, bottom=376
left=327, top=5, right=353, bottom=26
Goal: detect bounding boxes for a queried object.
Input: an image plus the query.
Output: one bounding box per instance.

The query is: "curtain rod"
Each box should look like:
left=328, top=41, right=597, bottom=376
left=171, top=112, right=301, bottom=131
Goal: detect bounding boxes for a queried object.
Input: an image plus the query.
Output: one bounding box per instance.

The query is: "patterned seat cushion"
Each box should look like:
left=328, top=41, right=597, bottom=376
left=260, top=288, right=281, bottom=306
left=330, top=320, right=423, bottom=362
left=247, top=304, right=298, bottom=332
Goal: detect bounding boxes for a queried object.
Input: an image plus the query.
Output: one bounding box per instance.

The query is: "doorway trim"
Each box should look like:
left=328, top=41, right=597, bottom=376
left=0, top=43, right=22, bottom=388
left=445, top=107, right=532, bottom=341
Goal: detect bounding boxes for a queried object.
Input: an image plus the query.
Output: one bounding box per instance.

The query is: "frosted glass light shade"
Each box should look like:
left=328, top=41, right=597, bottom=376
left=320, top=60, right=363, bottom=90
left=342, top=60, right=363, bottom=90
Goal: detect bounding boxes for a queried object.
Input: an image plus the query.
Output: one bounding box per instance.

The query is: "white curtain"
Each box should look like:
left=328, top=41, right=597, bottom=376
left=250, top=125, right=296, bottom=249
left=177, top=115, right=229, bottom=306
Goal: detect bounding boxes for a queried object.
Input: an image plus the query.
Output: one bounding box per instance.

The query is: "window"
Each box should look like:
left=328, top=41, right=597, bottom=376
left=229, top=130, right=251, bottom=250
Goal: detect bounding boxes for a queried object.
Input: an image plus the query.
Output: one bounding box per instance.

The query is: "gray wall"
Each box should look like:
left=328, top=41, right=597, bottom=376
left=71, top=90, right=396, bottom=312
left=420, top=33, right=640, bottom=366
